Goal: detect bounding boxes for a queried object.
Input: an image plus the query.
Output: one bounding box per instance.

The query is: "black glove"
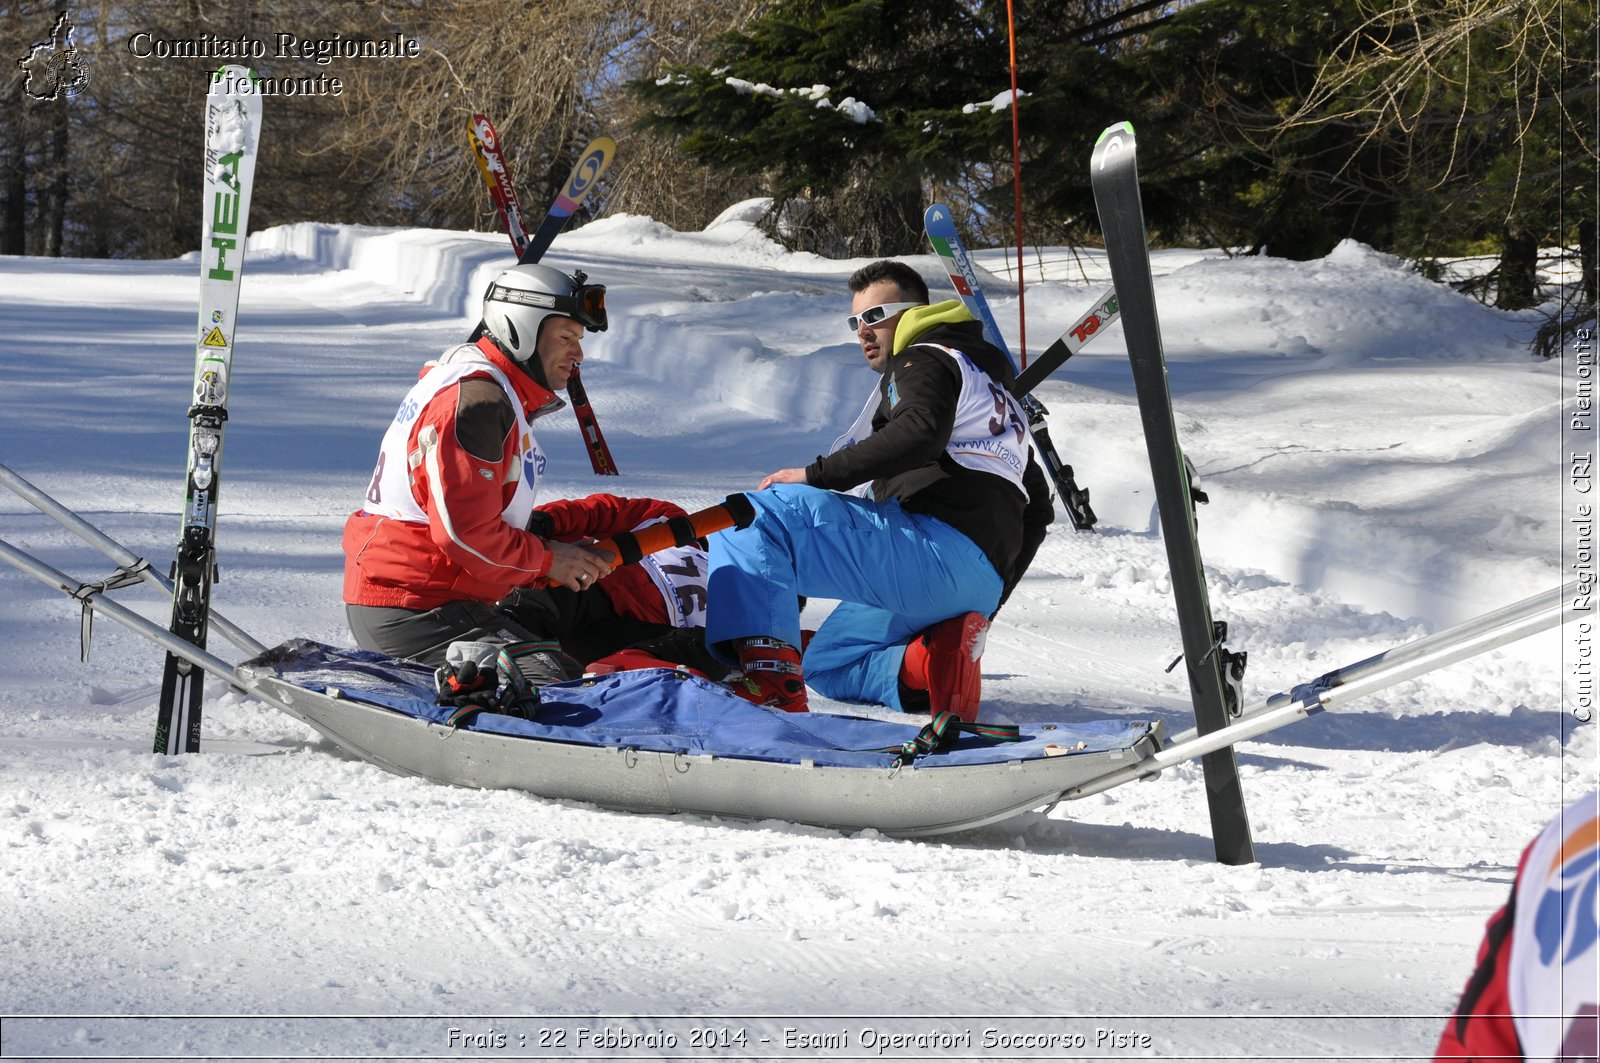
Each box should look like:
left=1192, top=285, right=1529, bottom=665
left=434, top=641, right=505, bottom=727
left=433, top=640, right=579, bottom=726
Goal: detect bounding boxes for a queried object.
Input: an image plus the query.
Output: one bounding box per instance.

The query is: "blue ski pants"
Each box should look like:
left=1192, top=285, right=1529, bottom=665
left=705, top=484, right=1003, bottom=711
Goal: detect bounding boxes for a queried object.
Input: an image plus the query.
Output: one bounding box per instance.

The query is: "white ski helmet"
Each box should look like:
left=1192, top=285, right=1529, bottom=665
left=480, top=263, right=607, bottom=361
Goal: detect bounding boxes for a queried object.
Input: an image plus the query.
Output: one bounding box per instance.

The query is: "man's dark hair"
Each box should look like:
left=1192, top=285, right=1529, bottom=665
left=847, top=260, right=930, bottom=304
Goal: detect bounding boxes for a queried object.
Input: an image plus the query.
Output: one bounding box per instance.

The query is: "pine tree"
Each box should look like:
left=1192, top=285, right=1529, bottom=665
left=633, top=0, right=1026, bottom=256
left=1275, top=0, right=1597, bottom=309
left=1128, top=0, right=1387, bottom=258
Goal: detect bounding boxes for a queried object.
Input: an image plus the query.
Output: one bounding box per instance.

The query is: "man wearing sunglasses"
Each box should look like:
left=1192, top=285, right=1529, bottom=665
left=706, top=259, right=1051, bottom=719
left=342, top=262, right=698, bottom=674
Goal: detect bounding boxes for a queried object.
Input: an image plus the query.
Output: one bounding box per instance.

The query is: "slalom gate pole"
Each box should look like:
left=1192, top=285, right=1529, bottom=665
left=1005, top=0, right=1027, bottom=364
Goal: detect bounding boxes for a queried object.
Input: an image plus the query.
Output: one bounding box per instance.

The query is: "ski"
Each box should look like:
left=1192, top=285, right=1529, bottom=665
left=467, top=118, right=619, bottom=476
left=562, top=371, right=617, bottom=475
left=1090, top=120, right=1254, bottom=865
left=154, top=65, right=262, bottom=755
left=467, top=114, right=531, bottom=260
left=1014, top=287, right=1120, bottom=396
left=923, top=204, right=1098, bottom=530
left=519, top=134, right=615, bottom=266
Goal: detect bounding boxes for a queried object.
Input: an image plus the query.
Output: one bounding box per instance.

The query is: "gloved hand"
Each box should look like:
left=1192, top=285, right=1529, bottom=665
left=434, top=641, right=503, bottom=709
left=433, top=639, right=580, bottom=726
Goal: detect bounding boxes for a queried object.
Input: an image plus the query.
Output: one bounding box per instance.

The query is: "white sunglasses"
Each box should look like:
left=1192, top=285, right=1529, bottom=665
left=847, top=301, right=923, bottom=333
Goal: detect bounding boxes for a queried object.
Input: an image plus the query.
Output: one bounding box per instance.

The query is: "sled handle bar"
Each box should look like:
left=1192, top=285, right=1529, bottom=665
left=0, top=461, right=266, bottom=657
left=1063, top=580, right=1580, bottom=801
left=0, top=534, right=283, bottom=708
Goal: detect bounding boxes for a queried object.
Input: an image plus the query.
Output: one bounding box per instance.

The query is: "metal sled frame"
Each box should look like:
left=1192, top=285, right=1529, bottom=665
left=239, top=644, right=1165, bottom=838
left=0, top=461, right=1580, bottom=840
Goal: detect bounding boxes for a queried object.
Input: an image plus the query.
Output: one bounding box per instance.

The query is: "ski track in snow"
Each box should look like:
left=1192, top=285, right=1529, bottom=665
left=0, top=211, right=1589, bottom=1059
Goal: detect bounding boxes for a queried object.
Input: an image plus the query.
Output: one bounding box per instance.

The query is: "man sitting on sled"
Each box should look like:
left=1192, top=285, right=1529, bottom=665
left=341, top=263, right=706, bottom=677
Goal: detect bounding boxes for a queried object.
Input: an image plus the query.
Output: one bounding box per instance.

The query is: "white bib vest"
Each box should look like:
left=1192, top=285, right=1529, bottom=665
left=1509, top=791, right=1599, bottom=1063
left=640, top=540, right=710, bottom=629
left=362, top=344, right=545, bottom=531
left=830, top=343, right=1030, bottom=498
left=362, top=356, right=701, bottom=628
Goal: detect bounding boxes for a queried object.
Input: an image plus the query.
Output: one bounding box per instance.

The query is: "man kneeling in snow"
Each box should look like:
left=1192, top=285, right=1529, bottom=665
left=703, top=259, right=1052, bottom=718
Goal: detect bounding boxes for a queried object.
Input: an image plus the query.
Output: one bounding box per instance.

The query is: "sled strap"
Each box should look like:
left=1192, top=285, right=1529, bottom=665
left=71, top=562, right=151, bottom=662
left=592, top=494, right=757, bottom=567
left=888, top=710, right=1022, bottom=765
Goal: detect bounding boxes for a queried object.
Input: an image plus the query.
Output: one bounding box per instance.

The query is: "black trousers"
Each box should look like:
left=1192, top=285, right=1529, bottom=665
left=346, top=587, right=673, bottom=669
left=498, top=586, right=673, bottom=665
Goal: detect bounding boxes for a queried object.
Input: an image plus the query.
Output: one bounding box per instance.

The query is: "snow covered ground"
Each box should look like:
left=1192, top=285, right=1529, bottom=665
left=0, top=206, right=1590, bottom=1061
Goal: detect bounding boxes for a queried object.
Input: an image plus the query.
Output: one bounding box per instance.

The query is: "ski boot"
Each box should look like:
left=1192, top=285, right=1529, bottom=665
left=899, top=611, right=987, bottom=722
left=728, top=636, right=808, bottom=713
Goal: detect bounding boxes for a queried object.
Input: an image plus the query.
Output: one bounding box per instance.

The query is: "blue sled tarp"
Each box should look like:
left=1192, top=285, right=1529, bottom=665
left=239, top=639, right=1164, bottom=836
left=258, top=640, right=1152, bottom=770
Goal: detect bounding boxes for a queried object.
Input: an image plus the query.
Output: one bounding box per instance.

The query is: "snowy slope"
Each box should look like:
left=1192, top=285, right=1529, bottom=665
left=0, top=211, right=1589, bottom=1060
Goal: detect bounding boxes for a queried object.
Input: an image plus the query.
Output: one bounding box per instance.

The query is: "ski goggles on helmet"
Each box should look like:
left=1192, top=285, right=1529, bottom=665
left=567, top=271, right=608, bottom=332
left=486, top=271, right=608, bottom=333
left=847, top=301, right=923, bottom=333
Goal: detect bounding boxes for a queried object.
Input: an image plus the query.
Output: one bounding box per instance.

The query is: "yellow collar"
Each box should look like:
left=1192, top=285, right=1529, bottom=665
left=892, top=299, right=973, bottom=356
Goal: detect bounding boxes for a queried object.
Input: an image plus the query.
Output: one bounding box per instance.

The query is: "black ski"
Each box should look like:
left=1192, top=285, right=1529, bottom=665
left=1090, top=121, right=1255, bottom=865
left=518, top=135, right=616, bottom=266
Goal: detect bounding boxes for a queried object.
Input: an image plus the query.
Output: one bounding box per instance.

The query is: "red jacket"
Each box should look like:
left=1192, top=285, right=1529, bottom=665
left=1433, top=842, right=1528, bottom=1061
left=536, top=494, right=691, bottom=624
left=1435, top=792, right=1600, bottom=1061
left=342, top=341, right=685, bottom=624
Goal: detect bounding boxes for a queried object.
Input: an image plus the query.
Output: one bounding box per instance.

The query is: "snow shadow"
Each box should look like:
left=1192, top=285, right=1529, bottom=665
left=1248, top=703, right=1569, bottom=753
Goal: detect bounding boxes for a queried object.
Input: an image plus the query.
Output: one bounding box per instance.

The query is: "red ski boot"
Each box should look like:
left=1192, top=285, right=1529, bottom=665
left=901, top=612, right=987, bottom=722
left=729, top=636, right=808, bottom=713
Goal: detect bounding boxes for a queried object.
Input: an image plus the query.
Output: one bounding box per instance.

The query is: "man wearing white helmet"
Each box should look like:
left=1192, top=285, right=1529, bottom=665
left=341, top=263, right=703, bottom=670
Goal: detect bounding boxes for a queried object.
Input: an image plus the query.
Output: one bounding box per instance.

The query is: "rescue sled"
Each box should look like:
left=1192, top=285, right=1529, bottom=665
left=0, top=462, right=1577, bottom=841
left=0, top=463, right=1167, bottom=837
left=239, top=639, right=1163, bottom=837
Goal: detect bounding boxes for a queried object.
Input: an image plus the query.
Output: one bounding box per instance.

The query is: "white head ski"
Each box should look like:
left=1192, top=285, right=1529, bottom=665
left=155, top=65, right=262, bottom=755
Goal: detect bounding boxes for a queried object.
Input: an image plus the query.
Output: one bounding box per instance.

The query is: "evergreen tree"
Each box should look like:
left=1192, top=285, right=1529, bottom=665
left=633, top=0, right=1029, bottom=256
left=1276, top=0, right=1596, bottom=309
left=1112, top=0, right=1386, bottom=258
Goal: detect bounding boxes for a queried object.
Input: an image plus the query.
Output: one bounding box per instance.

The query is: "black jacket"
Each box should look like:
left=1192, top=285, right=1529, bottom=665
left=805, top=317, right=1052, bottom=592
